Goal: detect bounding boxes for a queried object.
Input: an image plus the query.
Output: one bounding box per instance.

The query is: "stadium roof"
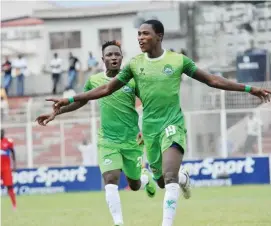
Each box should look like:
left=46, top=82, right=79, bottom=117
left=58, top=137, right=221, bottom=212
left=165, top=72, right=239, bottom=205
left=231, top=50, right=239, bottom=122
left=1, top=17, right=44, bottom=28
left=32, top=1, right=179, bottom=19
left=1, top=1, right=59, bottom=21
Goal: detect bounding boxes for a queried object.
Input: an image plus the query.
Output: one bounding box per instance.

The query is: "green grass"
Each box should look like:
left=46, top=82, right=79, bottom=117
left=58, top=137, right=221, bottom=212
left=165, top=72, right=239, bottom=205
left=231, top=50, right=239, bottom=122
left=2, top=185, right=271, bottom=226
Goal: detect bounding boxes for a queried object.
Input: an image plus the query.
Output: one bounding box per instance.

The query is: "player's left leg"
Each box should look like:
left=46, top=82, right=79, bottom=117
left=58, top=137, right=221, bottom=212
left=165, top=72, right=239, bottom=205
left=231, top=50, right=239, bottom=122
left=7, top=186, right=16, bottom=210
left=2, top=169, right=16, bottom=210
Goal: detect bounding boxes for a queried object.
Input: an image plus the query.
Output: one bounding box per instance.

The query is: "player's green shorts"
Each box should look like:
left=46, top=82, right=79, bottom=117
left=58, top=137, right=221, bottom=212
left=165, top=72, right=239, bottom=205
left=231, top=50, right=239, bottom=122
left=98, top=139, right=144, bottom=180
left=144, top=124, right=187, bottom=180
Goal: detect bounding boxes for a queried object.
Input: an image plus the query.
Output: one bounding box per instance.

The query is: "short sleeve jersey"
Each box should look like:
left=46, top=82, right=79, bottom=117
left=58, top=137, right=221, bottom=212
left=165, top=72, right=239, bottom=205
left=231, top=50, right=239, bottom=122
left=117, top=50, right=197, bottom=136
left=84, top=72, right=140, bottom=143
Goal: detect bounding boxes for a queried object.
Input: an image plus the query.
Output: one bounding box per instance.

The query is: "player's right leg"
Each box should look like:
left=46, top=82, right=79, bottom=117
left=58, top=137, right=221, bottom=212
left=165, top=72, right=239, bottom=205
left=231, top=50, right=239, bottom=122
left=99, top=145, right=124, bottom=226
left=155, top=176, right=165, bottom=189
left=121, top=143, right=156, bottom=197
left=1, top=169, right=16, bottom=210
left=145, top=137, right=165, bottom=189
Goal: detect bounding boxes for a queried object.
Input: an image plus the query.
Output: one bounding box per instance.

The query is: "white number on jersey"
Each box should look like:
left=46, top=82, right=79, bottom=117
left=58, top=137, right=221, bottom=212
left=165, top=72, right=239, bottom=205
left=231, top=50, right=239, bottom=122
left=165, top=125, right=176, bottom=137
left=136, top=156, right=143, bottom=168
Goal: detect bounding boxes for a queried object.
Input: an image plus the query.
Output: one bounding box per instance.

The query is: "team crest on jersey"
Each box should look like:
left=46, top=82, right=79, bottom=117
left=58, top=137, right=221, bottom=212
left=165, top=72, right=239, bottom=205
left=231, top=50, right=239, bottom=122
left=122, top=85, right=133, bottom=93
left=138, top=68, right=145, bottom=76
left=163, top=64, right=174, bottom=75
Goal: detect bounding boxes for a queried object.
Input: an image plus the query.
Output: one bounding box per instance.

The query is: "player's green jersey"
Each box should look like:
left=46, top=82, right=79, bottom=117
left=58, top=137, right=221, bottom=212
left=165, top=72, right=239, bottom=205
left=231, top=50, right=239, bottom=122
left=117, top=50, right=197, bottom=137
left=84, top=72, right=140, bottom=143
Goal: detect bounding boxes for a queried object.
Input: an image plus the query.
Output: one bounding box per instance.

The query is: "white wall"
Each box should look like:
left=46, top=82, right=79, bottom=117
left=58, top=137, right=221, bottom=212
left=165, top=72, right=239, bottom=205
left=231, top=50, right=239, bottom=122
left=1, top=24, right=46, bottom=75
left=163, top=38, right=187, bottom=53
left=43, top=14, right=140, bottom=70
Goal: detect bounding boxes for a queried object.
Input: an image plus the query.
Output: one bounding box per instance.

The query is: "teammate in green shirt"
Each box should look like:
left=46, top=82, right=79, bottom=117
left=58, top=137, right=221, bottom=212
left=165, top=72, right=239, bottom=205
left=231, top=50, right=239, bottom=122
left=45, top=20, right=271, bottom=226
left=36, top=41, right=157, bottom=226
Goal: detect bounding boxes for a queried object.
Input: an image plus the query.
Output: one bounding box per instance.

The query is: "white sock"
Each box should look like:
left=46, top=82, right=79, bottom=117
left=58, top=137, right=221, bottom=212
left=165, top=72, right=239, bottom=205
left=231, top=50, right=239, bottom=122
left=178, top=172, right=187, bottom=185
left=105, top=184, right=123, bottom=225
left=162, top=183, right=180, bottom=226
left=140, top=174, right=149, bottom=188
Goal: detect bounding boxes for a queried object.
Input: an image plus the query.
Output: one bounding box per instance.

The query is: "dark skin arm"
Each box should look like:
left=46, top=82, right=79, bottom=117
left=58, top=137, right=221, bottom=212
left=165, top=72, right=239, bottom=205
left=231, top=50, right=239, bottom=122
left=35, top=101, right=87, bottom=126
left=192, top=69, right=271, bottom=102
left=46, top=77, right=125, bottom=108
left=55, top=101, right=88, bottom=115
left=10, top=148, right=16, bottom=171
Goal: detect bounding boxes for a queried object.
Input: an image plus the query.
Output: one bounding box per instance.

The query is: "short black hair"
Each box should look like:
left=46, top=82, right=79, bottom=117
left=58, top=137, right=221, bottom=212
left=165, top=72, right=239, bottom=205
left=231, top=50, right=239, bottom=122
left=102, top=40, right=122, bottom=53
left=142, top=19, right=164, bottom=36
left=180, top=48, right=187, bottom=56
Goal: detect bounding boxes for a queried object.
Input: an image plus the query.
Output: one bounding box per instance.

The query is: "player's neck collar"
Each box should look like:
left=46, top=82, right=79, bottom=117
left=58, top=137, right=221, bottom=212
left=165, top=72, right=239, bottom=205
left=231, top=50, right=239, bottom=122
left=144, top=49, right=166, bottom=62
left=104, top=71, right=119, bottom=80
left=104, top=72, right=113, bottom=80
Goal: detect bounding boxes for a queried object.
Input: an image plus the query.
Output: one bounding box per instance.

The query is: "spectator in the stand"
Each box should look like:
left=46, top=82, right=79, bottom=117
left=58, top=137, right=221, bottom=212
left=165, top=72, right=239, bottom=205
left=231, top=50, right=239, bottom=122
left=2, top=56, right=12, bottom=95
left=87, top=52, right=98, bottom=73
left=50, top=53, right=63, bottom=94
left=77, top=139, right=97, bottom=166
left=244, top=113, right=262, bottom=153
left=13, top=54, right=27, bottom=96
left=0, top=87, right=9, bottom=121
left=66, top=52, right=80, bottom=91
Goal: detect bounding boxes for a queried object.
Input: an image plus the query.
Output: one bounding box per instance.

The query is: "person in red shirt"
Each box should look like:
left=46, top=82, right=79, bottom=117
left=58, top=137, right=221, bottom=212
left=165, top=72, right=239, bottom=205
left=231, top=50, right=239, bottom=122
left=1, top=129, right=16, bottom=210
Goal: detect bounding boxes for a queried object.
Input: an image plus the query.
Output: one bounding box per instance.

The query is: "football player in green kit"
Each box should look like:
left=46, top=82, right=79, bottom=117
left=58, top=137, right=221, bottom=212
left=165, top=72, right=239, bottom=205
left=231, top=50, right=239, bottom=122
left=36, top=40, right=156, bottom=226
left=44, top=20, right=271, bottom=226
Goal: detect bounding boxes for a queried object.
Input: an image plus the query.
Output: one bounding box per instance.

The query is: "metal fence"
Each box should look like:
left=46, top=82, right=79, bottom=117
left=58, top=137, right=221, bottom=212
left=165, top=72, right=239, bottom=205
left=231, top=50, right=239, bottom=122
left=185, top=104, right=271, bottom=160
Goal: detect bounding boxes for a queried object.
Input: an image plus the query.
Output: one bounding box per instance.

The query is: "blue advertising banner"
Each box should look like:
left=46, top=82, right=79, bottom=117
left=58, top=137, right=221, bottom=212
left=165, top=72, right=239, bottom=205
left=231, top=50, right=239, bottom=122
left=182, top=157, right=270, bottom=187
left=119, top=172, right=129, bottom=190
left=1, top=166, right=102, bottom=195
left=236, top=49, right=269, bottom=83
left=1, top=157, right=270, bottom=195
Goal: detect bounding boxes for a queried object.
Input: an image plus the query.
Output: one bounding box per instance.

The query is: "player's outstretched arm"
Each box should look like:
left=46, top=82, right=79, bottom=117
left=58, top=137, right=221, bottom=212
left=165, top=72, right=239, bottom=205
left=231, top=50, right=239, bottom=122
left=35, top=101, right=88, bottom=126
left=73, top=77, right=124, bottom=101
left=46, top=78, right=125, bottom=109
left=192, top=68, right=271, bottom=103
left=54, top=101, right=88, bottom=115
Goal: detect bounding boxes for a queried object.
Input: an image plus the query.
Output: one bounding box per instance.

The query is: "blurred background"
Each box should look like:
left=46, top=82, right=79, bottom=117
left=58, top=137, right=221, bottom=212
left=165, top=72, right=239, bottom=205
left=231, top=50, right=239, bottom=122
left=1, top=0, right=271, bottom=169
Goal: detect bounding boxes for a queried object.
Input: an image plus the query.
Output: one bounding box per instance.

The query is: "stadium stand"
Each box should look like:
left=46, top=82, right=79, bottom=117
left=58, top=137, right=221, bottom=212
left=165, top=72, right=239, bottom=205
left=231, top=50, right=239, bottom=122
left=2, top=80, right=270, bottom=167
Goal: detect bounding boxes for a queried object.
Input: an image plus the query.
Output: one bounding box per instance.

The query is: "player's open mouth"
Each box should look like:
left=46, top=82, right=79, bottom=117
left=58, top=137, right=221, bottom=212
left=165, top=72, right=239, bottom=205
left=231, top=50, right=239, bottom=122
left=111, top=62, right=118, bottom=67
left=139, top=42, right=145, bottom=48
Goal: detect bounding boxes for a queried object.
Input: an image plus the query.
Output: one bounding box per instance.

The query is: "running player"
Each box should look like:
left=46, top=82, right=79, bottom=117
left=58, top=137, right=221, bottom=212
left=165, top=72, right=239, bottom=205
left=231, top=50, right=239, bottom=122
left=36, top=40, right=156, bottom=226
left=45, top=20, right=271, bottom=226
left=1, top=129, right=17, bottom=210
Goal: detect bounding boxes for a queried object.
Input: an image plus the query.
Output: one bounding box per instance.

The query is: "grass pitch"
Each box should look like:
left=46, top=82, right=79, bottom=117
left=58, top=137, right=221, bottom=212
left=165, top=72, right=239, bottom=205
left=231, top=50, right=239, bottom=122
left=2, top=185, right=271, bottom=226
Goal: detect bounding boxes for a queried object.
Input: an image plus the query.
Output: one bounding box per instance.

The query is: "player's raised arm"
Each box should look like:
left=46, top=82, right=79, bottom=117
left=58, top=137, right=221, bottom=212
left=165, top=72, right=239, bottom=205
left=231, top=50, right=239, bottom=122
left=183, top=55, right=271, bottom=103
left=75, top=77, right=125, bottom=102
left=47, top=77, right=125, bottom=108
left=35, top=101, right=88, bottom=126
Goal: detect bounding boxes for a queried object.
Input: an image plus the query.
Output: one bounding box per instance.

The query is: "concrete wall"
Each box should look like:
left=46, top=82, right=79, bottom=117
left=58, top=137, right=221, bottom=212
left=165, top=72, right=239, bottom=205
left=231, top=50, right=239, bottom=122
left=42, top=14, right=140, bottom=71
